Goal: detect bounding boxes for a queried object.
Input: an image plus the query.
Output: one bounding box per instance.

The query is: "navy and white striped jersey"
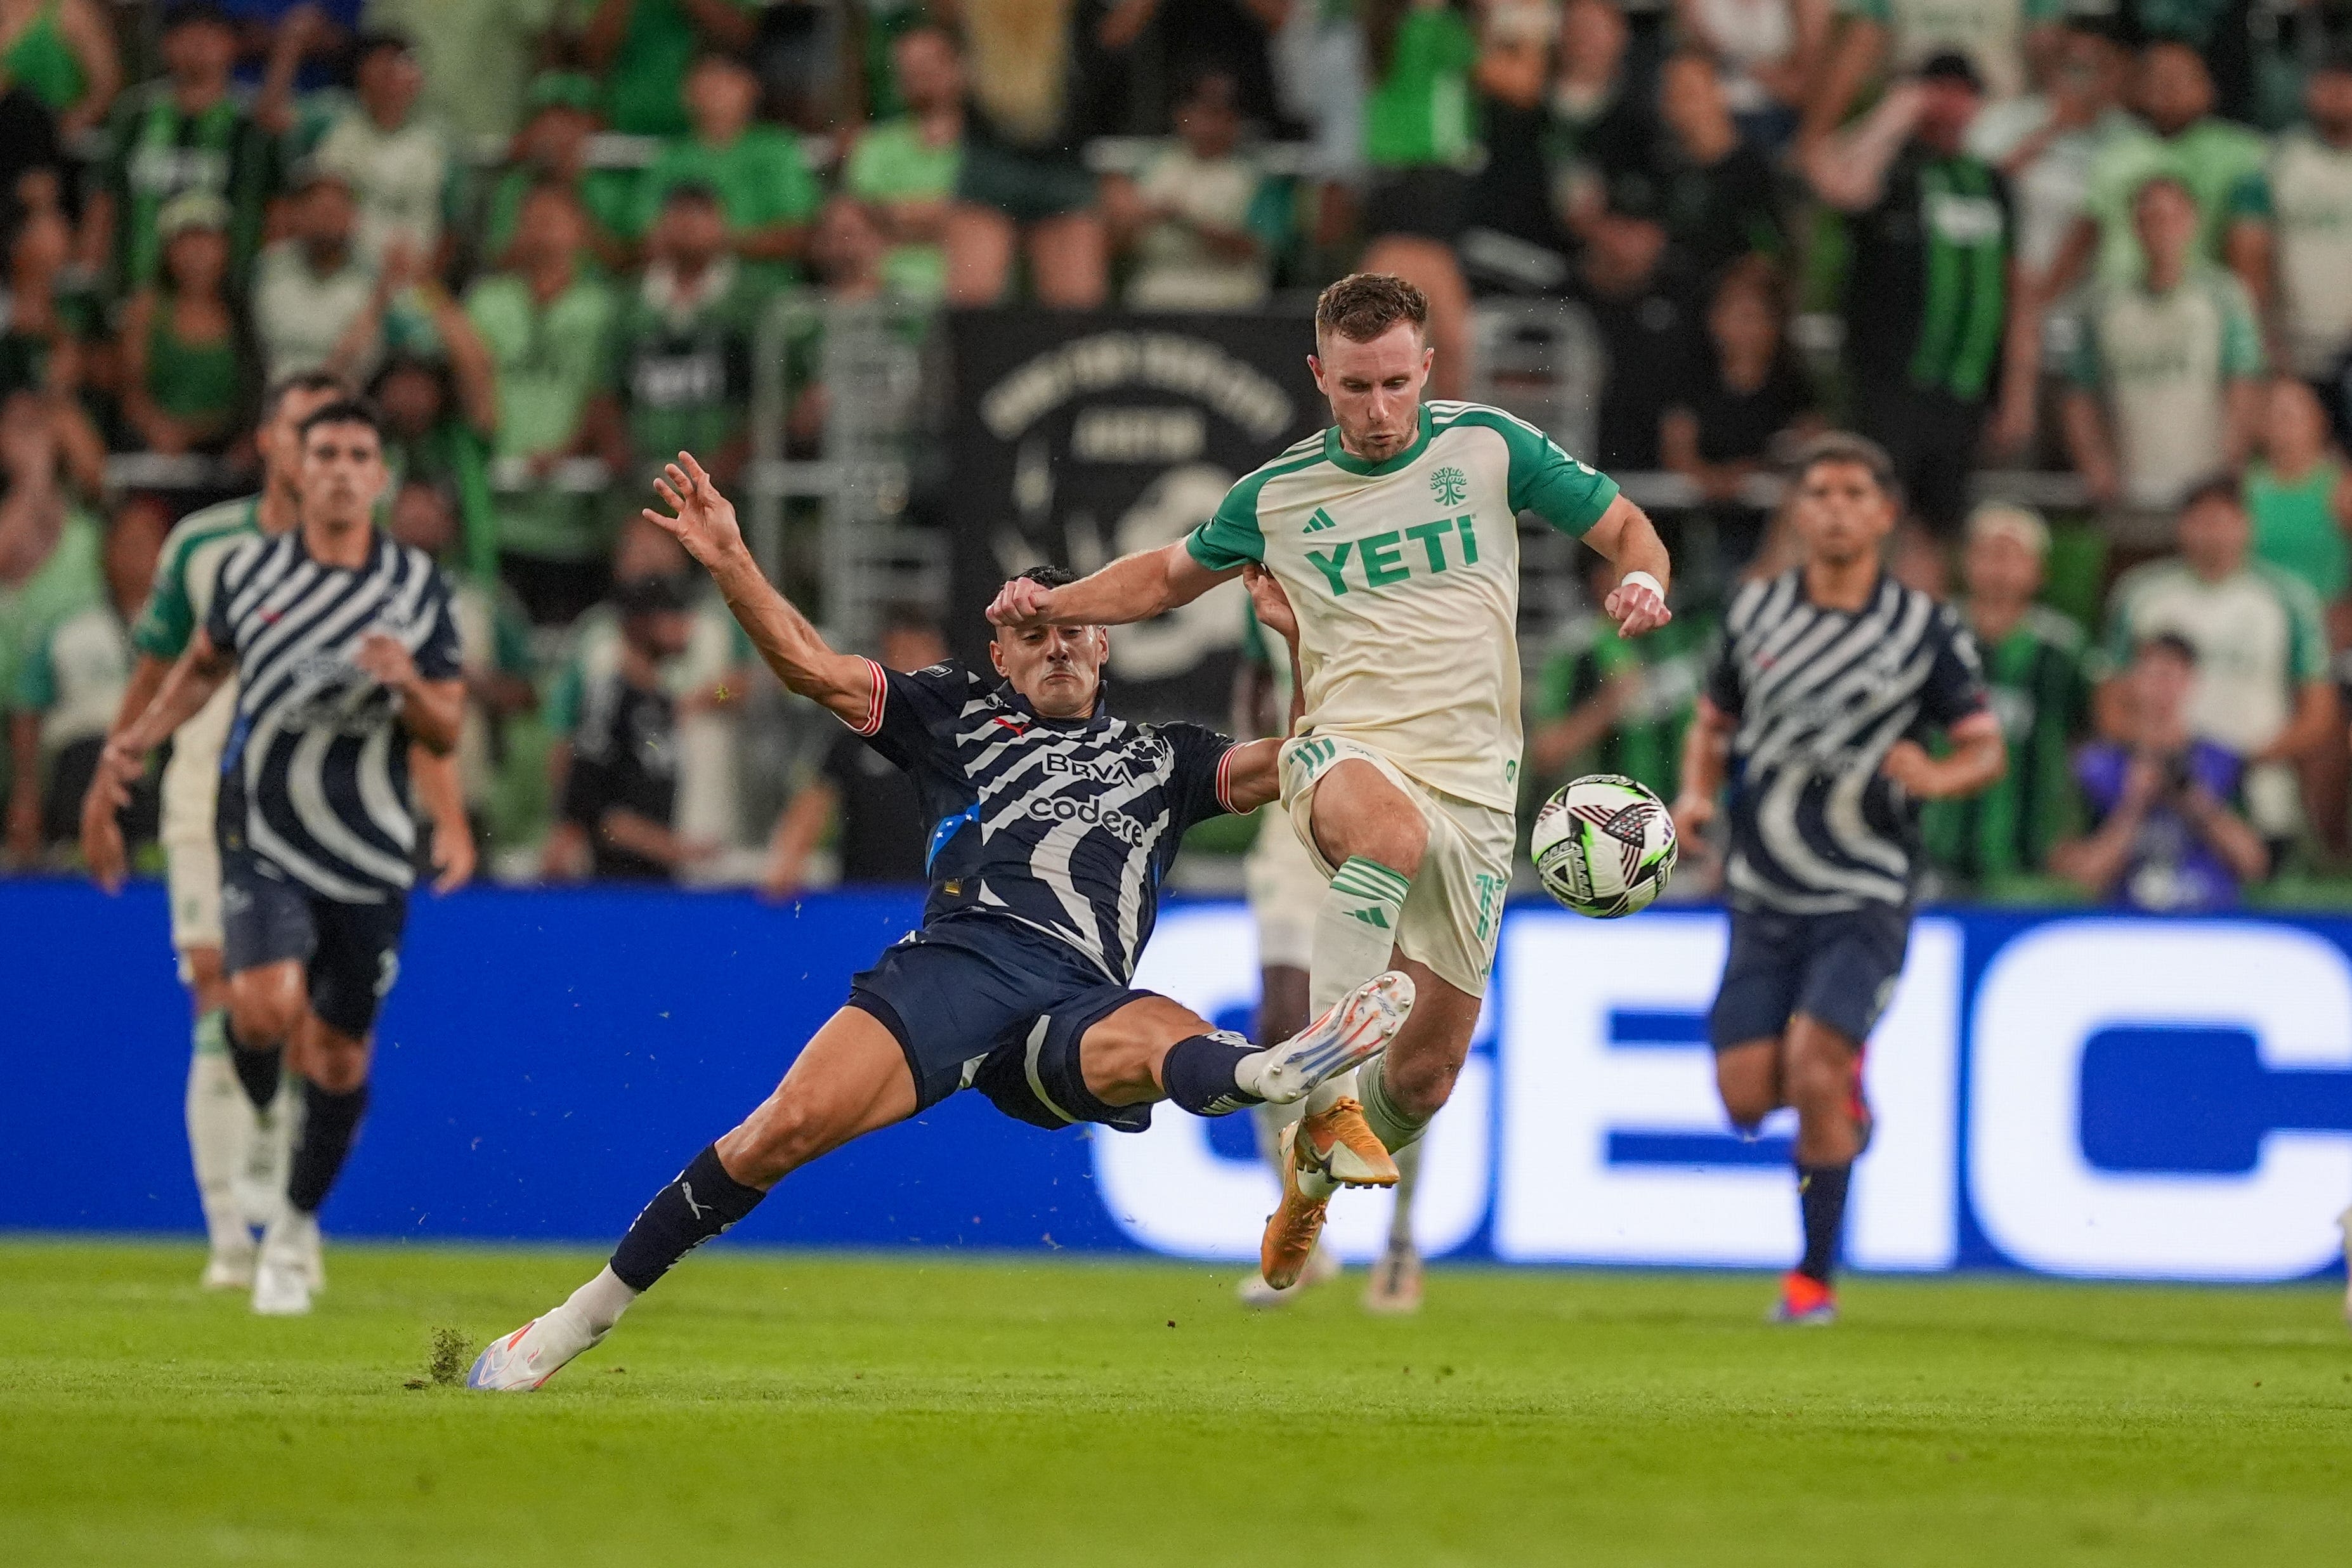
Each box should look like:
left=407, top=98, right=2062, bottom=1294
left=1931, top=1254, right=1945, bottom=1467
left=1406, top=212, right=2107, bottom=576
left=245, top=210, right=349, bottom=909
left=1706, top=570, right=1988, bottom=913
left=849, top=659, right=1242, bottom=982
left=204, top=528, right=461, bottom=903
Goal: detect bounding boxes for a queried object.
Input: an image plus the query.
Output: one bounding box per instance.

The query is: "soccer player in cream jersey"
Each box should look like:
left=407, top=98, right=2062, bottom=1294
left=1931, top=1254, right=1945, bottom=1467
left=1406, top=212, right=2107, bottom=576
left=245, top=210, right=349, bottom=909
left=993, top=273, right=1674, bottom=1286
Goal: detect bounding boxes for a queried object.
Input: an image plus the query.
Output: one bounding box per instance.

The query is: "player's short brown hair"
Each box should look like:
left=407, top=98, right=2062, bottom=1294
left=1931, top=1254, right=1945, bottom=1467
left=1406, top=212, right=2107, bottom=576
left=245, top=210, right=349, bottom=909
left=1314, top=273, right=1428, bottom=348
left=1792, top=431, right=1900, bottom=503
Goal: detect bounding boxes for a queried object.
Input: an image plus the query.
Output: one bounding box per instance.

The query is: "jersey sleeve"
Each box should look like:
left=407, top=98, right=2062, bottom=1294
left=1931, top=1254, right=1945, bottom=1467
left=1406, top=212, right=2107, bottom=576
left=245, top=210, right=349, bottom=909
left=1185, top=476, right=1268, bottom=572
left=130, top=537, right=199, bottom=660
left=1919, top=605, right=1992, bottom=729
left=1494, top=417, right=1621, bottom=537
left=412, top=566, right=464, bottom=682
left=1163, top=721, right=1244, bottom=830
left=202, top=540, right=257, bottom=655
left=854, top=660, right=974, bottom=774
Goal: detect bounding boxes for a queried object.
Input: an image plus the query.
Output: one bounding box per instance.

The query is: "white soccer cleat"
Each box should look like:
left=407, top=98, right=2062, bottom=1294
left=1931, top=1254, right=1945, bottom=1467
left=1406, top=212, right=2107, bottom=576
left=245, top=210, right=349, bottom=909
left=467, top=1308, right=604, bottom=1392
left=251, top=1209, right=318, bottom=1316
left=1236, top=1241, right=1340, bottom=1309
left=1362, top=1242, right=1423, bottom=1316
left=202, top=1242, right=256, bottom=1291
left=1245, top=970, right=1416, bottom=1106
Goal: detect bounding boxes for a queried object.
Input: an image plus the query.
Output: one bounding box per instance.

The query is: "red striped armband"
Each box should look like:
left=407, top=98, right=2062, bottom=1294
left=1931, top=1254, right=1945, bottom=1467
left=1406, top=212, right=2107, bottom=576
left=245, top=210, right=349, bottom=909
left=1214, top=744, right=1242, bottom=814
left=847, top=657, right=887, bottom=736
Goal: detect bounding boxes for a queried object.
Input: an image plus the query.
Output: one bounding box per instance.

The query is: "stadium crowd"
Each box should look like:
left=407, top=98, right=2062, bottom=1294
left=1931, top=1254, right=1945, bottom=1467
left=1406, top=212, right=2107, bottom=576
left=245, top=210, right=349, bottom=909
left=4, top=0, right=2352, bottom=911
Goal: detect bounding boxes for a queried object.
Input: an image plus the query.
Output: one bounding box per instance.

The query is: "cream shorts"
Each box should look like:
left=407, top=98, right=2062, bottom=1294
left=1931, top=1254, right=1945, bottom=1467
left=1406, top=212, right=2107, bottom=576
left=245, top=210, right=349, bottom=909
left=1243, top=803, right=1327, bottom=971
left=164, top=826, right=224, bottom=967
left=1277, top=735, right=1515, bottom=997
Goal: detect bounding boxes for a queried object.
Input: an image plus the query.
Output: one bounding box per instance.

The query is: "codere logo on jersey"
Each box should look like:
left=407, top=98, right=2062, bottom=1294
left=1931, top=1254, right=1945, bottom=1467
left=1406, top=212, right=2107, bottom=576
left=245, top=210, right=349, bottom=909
left=1305, top=514, right=1480, bottom=595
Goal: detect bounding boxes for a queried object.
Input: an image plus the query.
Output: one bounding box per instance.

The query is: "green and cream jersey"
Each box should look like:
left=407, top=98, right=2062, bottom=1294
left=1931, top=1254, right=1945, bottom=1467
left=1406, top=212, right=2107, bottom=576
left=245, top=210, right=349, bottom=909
left=1186, top=401, right=1620, bottom=811
left=129, top=496, right=261, bottom=842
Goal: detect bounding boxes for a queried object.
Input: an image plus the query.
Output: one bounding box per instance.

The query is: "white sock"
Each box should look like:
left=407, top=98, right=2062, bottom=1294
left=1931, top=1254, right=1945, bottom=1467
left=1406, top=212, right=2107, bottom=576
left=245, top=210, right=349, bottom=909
left=1385, top=1140, right=1424, bottom=1251
left=1303, top=856, right=1410, bottom=1117
left=565, top=1265, right=640, bottom=1338
left=184, top=1017, right=253, bottom=1255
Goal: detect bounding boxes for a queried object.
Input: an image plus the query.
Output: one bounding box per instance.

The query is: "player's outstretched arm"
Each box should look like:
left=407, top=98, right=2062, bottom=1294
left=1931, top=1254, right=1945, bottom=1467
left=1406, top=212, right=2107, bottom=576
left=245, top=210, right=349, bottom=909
left=87, top=633, right=235, bottom=891
left=1670, top=696, right=1735, bottom=844
left=78, top=652, right=171, bottom=889
left=1581, top=495, right=1674, bottom=638
left=988, top=540, right=1234, bottom=630
left=1881, top=711, right=2007, bottom=801
left=641, top=452, right=875, bottom=728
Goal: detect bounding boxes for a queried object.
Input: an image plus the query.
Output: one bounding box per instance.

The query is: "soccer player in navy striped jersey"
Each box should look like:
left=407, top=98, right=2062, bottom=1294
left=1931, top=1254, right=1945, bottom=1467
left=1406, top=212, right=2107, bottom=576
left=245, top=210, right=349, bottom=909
left=1673, top=434, right=2005, bottom=1323
left=94, top=400, right=467, bottom=1316
left=466, top=454, right=1414, bottom=1392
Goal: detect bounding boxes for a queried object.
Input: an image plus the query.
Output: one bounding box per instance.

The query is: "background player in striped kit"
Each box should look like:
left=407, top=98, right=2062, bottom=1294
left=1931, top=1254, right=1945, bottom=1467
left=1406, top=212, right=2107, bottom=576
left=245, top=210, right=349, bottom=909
left=80, top=372, right=344, bottom=1290
left=1673, top=434, right=2006, bottom=1324
left=93, top=400, right=467, bottom=1316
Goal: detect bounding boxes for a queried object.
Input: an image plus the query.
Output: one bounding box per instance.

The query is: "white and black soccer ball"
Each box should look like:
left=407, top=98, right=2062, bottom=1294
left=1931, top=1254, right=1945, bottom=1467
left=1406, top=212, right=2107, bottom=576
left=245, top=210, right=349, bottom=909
left=1529, top=774, right=1678, bottom=918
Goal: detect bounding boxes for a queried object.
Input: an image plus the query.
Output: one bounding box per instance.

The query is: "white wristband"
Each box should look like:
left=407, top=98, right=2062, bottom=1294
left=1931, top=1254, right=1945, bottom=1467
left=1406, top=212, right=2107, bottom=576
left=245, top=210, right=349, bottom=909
left=1621, top=570, right=1664, bottom=601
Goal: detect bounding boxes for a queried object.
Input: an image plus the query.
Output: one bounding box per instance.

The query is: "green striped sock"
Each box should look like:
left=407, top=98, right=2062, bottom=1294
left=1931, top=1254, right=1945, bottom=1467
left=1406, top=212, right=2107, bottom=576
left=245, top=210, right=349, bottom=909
left=1304, top=856, right=1411, bottom=1117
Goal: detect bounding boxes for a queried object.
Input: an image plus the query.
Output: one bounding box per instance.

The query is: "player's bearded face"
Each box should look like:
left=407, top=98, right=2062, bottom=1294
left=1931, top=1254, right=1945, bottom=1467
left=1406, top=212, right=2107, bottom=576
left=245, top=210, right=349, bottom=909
left=1311, top=323, right=1433, bottom=462
left=1794, top=462, right=1894, bottom=566
left=992, top=622, right=1108, bottom=717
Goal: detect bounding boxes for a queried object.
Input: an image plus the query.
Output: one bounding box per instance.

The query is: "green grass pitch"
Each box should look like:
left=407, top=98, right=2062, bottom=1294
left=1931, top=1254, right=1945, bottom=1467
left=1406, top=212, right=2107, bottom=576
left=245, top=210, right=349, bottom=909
left=3, top=1239, right=2349, bottom=1566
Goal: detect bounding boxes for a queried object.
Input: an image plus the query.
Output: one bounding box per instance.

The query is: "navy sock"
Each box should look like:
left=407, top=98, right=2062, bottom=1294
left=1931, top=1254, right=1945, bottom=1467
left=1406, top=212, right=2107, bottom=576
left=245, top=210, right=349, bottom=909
left=1160, top=1031, right=1264, bottom=1118
left=225, top=1020, right=282, bottom=1113
left=610, top=1144, right=768, bottom=1293
left=1796, top=1162, right=1853, bottom=1284
left=287, top=1080, right=369, bottom=1214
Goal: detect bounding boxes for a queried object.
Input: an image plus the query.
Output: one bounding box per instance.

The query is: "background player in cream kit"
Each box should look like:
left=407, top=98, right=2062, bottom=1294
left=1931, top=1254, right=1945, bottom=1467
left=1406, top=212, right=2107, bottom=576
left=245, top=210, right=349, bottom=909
left=992, top=273, right=1675, bottom=1288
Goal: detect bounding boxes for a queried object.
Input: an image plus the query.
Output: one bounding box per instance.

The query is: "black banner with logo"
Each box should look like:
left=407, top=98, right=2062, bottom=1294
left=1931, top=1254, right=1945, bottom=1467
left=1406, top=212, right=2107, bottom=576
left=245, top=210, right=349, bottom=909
left=944, top=308, right=1324, bottom=728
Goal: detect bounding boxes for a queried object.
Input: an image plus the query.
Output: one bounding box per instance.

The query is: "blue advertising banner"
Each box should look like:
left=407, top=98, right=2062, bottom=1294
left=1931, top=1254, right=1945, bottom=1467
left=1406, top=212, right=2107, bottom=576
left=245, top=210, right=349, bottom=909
left=3, top=882, right=2348, bottom=1280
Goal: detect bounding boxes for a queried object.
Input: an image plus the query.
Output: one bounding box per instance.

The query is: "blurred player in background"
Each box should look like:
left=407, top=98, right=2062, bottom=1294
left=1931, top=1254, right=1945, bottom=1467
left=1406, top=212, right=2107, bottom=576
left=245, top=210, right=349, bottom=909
left=1673, top=434, right=2006, bottom=1324
left=81, top=371, right=344, bottom=1290
left=92, top=401, right=469, bottom=1316
left=1234, top=600, right=1423, bottom=1311
left=992, top=273, right=1672, bottom=1293
left=467, top=456, right=1413, bottom=1392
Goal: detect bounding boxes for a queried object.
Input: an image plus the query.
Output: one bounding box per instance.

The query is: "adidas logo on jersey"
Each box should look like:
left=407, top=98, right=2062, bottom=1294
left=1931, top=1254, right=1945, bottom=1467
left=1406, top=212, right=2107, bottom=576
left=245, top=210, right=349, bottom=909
left=1303, top=508, right=1338, bottom=533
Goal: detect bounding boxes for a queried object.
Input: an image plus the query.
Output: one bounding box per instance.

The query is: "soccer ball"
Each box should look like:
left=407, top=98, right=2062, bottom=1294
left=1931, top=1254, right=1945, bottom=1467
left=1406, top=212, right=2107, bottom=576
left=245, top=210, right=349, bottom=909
left=1530, top=774, right=1678, bottom=918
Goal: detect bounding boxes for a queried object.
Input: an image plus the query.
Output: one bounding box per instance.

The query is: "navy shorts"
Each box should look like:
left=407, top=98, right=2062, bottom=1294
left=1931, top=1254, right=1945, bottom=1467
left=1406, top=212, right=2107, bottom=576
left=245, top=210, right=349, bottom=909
left=221, top=853, right=407, bottom=1039
left=846, top=918, right=1161, bottom=1134
left=1708, top=904, right=1911, bottom=1051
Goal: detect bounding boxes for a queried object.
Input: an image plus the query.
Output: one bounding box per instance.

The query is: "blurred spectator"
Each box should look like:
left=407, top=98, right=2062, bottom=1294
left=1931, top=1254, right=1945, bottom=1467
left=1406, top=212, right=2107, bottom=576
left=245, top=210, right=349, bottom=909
left=1352, top=0, right=1480, bottom=396
left=1921, top=503, right=2088, bottom=893
left=582, top=0, right=760, bottom=139
left=93, top=3, right=280, bottom=298
left=0, top=0, right=118, bottom=140
left=2246, top=376, right=2352, bottom=611
left=1268, top=0, right=1365, bottom=204
left=0, top=392, right=101, bottom=724
left=2257, top=47, right=2352, bottom=386
left=2098, top=473, right=2336, bottom=853
left=6, top=493, right=164, bottom=865
left=482, top=72, right=634, bottom=275
left=842, top=25, right=965, bottom=303
left=1671, top=0, right=1826, bottom=150
left=1659, top=258, right=1817, bottom=572
left=632, top=50, right=823, bottom=296
left=1968, top=18, right=2130, bottom=288
left=2048, top=40, right=2266, bottom=299
left=118, top=192, right=255, bottom=455
left=1573, top=169, right=1700, bottom=474
left=761, top=609, right=948, bottom=898
left=466, top=181, right=622, bottom=625
left=384, top=476, right=535, bottom=831
left=1528, top=548, right=1712, bottom=804
left=783, top=196, right=896, bottom=452
left=1806, top=0, right=2059, bottom=145
left=1805, top=53, right=2037, bottom=531
left=252, top=165, right=382, bottom=382
left=2053, top=631, right=2268, bottom=911
left=589, top=182, right=761, bottom=491
left=1, top=198, right=100, bottom=410
left=1591, top=48, right=1785, bottom=282
left=0, top=80, right=69, bottom=219
left=370, top=270, right=499, bottom=563
left=558, top=571, right=713, bottom=881
left=297, top=30, right=459, bottom=271
left=1105, top=69, right=1286, bottom=310
left=1456, top=0, right=1574, bottom=294
left=944, top=0, right=1121, bottom=308
left=1115, top=0, right=1288, bottom=130
left=363, top=0, right=566, bottom=144
left=2061, top=174, right=2263, bottom=513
